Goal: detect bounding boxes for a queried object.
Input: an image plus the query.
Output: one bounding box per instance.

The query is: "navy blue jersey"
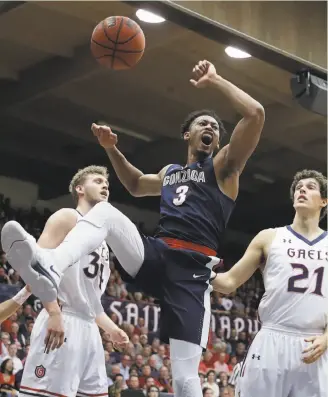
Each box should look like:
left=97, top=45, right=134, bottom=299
left=155, top=157, right=235, bottom=252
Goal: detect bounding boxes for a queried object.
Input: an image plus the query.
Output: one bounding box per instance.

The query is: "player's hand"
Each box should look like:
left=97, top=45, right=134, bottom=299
left=25, top=284, right=32, bottom=293
left=190, top=60, right=219, bottom=89
left=44, top=312, right=65, bottom=354
left=302, top=334, right=328, bottom=364
left=91, top=123, right=118, bottom=149
left=109, top=327, right=129, bottom=351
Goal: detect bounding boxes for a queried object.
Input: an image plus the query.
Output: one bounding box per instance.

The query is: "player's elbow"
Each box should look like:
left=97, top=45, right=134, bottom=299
left=247, top=104, right=265, bottom=121
left=128, top=185, right=145, bottom=197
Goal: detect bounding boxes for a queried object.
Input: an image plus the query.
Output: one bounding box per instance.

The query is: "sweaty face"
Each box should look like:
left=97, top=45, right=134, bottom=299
left=76, top=174, right=109, bottom=204
left=293, top=178, right=326, bottom=215
left=184, top=115, right=220, bottom=160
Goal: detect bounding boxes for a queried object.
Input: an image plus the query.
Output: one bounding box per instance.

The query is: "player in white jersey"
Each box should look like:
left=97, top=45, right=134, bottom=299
left=211, top=169, right=328, bottom=397
left=17, top=166, right=129, bottom=397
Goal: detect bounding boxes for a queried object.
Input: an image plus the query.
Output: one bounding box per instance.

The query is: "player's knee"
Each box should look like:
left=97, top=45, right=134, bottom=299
left=82, top=201, right=116, bottom=228
left=173, top=376, right=201, bottom=397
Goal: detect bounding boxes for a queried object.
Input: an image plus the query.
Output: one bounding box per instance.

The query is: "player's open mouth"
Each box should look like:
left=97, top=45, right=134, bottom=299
left=298, top=195, right=307, bottom=201
left=201, top=132, right=213, bottom=145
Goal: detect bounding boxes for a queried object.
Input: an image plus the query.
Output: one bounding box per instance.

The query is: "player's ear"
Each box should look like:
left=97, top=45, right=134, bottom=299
left=183, top=131, right=190, bottom=142
left=75, top=185, right=83, bottom=195
left=320, top=197, right=327, bottom=209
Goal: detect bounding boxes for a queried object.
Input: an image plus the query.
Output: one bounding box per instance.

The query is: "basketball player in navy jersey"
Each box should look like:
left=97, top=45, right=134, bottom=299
left=2, top=60, right=265, bottom=397
left=211, top=169, right=328, bottom=397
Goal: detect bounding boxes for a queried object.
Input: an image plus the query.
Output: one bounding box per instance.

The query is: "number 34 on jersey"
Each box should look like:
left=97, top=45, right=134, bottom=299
left=84, top=242, right=110, bottom=290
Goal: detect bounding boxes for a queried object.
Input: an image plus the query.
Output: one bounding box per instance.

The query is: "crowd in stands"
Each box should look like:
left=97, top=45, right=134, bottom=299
left=0, top=194, right=264, bottom=396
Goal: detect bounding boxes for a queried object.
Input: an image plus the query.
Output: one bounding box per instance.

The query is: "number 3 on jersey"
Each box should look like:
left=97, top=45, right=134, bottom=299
left=173, top=185, right=189, bottom=206
left=84, top=252, right=104, bottom=289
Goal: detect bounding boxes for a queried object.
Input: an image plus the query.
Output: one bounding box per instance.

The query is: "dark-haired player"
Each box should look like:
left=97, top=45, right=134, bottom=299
left=2, top=60, right=265, bottom=397
left=212, top=169, right=328, bottom=397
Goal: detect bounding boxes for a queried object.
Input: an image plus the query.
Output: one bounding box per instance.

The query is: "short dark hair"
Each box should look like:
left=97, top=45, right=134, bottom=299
left=290, top=169, right=327, bottom=219
left=180, top=109, right=226, bottom=141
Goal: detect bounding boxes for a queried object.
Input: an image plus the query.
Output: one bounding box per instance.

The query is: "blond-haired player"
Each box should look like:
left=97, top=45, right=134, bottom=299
left=212, top=169, right=328, bottom=397
left=11, top=166, right=128, bottom=397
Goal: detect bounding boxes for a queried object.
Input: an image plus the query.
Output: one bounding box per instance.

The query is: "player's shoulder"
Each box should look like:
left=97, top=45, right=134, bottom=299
left=254, top=228, right=277, bottom=249
left=158, top=164, right=174, bottom=178
left=50, top=208, right=78, bottom=225
left=53, top=207, right=78, bottom=218
left=257, top=228, right=277, bottom=240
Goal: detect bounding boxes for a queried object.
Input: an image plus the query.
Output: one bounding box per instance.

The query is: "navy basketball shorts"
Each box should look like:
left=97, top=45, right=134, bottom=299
left=116, top=236, right=220, bottom=349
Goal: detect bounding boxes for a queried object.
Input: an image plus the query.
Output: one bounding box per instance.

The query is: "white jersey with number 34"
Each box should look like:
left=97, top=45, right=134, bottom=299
left=258, top=226, right=328, bottom=333
left=58, top=213, right=110, bottom=320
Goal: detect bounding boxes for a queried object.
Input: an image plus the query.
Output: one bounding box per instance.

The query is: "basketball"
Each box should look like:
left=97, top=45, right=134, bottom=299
left=91, top=16, right=145, bottom=70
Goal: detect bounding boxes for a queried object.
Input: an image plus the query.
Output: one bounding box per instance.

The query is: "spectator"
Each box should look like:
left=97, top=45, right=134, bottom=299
left=104, top=350, right=112, bottom=378
left=148, top=356, right=159, bottom=378
left=0, top=267, right=11, bottom=284
left=146, top=385, right=160, bottom=397
left=119, top=355, right=131, bottom=381
left=0, top=358, right=16, bottom=394
left=142, top=345, right=152, bottom=359
left=128, top=375, right=140, bottom=390
left=153, top=345, right=166, bottom=370
left=214, top=353, right=229, bottom=374
left=203, top=387, right=214, bottom=397
left=140, top=334, right=148, bottom=347
left=218, top=371, right=229, bottom=388
left=199, top=351, right=214, bottom=373
left=3, top=345, right=22, bottom=375
left=109, top=374, right=127, bottom=397
left=9, top=323, right=22, bottom=351
left=156, top=366, right=173, bottom=393
left=139, top=365, right=152, bottom=388
left=0, top=333, right=10, bottom=362
left=142, top=376, right=155, bottom=390
left=108, top=364, right=122, bottom=386
left=131, top=354, right=144, bottom=376
left=219, top=387, right=230, bottom=397
left=151, top=338, right=160, bottom=354
left=235, top=343, right=246, bottom=363
left=202, top=370, right=219, bottom=397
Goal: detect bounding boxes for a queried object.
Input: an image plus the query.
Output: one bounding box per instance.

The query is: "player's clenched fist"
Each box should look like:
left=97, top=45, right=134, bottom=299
left=91, top=123, right=118, bottom=149
left=109, top=327, right=129, bottom=350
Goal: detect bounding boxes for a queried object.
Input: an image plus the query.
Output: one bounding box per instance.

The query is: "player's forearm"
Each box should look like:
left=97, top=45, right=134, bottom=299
left=209, top=75, right=264, bottom=117
left=43, top=300, right=61, bottom=315
left=96, top=311, right=120, bottom=334
left=0, top=286, right=31, bottom=323
left=105, top=146, right=144, bottom=196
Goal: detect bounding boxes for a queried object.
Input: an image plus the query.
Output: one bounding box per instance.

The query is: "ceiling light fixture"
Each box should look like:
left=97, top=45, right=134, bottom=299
left=136, top=9, right=165, bottom=24
left=225, top=46, right=251, bottom=59
left=253, top=173, right=275, bottom=184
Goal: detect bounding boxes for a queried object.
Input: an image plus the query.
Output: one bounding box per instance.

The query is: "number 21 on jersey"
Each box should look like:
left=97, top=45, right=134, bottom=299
left=173, top=185, right=189, bottom=206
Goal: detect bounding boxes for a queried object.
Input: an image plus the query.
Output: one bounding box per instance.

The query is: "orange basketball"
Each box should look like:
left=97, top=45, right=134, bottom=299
left=91, top=16, right=145, bottom=70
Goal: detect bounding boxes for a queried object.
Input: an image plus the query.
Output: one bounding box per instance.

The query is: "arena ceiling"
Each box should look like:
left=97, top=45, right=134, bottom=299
left=0, top=1, right=326, bottom=249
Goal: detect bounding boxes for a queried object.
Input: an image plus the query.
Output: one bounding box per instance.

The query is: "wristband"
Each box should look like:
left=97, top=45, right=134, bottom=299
left=12, top=287, right=31, bottom=305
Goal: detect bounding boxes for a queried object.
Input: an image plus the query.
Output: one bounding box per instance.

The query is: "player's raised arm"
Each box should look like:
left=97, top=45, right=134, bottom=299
left=92, top=123, right=169, bottom=197
left=212, top=229, right=273, bottom=294
left=0, top=285, right=31, bottom=323
left=190, top=61, right=265, bottom=178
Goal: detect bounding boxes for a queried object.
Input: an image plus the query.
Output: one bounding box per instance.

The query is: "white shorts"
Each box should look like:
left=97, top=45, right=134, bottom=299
left=19, top=309, right=108, bottom=397
left=239, top=326, right=328, bottom=397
